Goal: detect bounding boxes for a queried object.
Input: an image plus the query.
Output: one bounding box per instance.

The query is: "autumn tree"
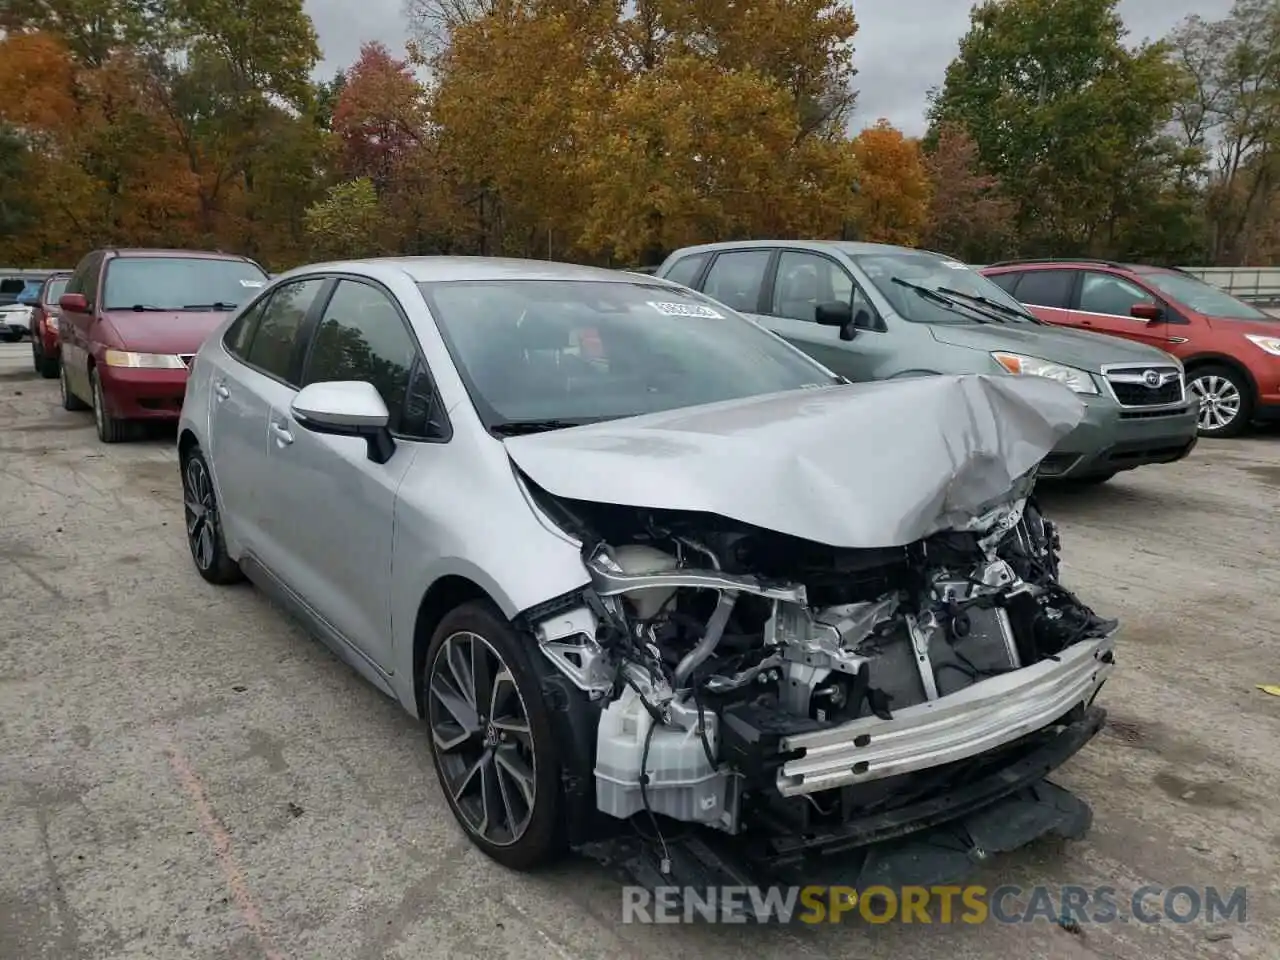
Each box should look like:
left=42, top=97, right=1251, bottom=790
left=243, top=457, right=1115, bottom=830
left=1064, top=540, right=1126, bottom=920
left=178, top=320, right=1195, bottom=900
left=0, top=30, right=197, bottom=262
left=573, top=56, right=859, bottom=262
left=847, top=120, right=930, bottom=246
left=929, top=0, right=1188, bottom=258
left=919, top=123, right=1017, bottom=262
left=332, top=42, right=428, bottom=190
left=430, top=2, right=621, bottom=257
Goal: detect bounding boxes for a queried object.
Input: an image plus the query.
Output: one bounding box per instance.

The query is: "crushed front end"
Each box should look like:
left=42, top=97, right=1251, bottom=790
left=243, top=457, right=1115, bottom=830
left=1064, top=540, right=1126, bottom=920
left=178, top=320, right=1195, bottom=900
left=520, top=479, right=1116, bottom=895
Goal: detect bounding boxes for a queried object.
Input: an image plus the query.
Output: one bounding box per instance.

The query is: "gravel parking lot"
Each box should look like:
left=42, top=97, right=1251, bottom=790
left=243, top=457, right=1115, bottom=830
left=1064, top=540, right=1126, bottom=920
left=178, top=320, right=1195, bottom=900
left=2, top=340, right=1277, bottom=960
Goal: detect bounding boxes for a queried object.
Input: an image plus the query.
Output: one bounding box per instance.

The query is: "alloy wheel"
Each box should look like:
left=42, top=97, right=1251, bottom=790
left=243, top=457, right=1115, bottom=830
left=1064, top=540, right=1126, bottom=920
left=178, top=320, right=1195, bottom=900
left=182, top=456, right=218, bottom=571
left=427, top=631, right=537, bottom=847
left=1189, top=374, right=1241, bottom=432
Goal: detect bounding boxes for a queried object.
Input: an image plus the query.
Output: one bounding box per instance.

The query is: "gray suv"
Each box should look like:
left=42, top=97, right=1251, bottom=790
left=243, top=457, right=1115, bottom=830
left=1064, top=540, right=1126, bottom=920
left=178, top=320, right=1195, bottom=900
left=656, top=241, right=1200, bottom=483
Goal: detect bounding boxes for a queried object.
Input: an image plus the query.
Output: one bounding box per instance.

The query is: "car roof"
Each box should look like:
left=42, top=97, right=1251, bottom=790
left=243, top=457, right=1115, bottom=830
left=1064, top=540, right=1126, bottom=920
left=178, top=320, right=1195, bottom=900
left=982, top=259, right=1183, bottom=276
left=105, top=248, right=256, bottom=261
left=664, top=239, right=953, bottom=260
left=289, top=256, right=687, bottom=285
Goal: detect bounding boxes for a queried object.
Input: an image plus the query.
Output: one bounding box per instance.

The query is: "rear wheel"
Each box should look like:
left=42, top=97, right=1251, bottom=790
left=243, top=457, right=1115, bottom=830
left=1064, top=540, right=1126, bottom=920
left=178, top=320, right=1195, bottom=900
left=424, top=601, right=565, bottom=871
left=59, top=361, right=89, bottom=411
left=1188, top=365, right=1252, bottom=438
left=91, top=367, right=129, bottom=443
left=33, top=337, right=58, bottom=378
left=181, top=446, right=243, bottom=584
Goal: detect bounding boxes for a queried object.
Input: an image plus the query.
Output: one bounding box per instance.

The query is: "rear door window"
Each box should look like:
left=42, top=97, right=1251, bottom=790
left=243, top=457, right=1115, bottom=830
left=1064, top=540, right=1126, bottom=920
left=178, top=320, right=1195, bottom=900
left=243, top=279, right=328, bottom=385
left=701, top=250, right=772, bottom=313
left=1013, top=270, right=1074, bottom=309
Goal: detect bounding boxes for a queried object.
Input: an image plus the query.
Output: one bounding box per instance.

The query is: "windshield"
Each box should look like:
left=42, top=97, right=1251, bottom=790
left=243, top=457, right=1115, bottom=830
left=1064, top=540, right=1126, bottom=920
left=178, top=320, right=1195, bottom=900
left=102, top=257, right=268, bottom=311
left=850, top=251, right=1038, bottom=324
left=1142, top=272, right=1272, bottom=321
left=44, top=277, right=68, bottom=305
left=418, top=279, right=840, bottom=429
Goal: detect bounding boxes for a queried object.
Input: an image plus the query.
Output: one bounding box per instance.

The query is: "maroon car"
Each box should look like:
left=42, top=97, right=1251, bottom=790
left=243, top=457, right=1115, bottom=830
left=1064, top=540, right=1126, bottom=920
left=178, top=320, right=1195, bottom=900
left=58, top=249, right=268, bottom=442
left=30, top=271, right=72, bottom=378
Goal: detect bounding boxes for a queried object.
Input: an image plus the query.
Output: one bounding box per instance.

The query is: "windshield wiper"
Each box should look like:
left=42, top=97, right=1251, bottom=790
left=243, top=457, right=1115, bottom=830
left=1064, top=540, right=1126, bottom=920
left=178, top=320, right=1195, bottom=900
left=889, top=277, right=993, bottom=324
left=489, top=417, right=605, bottom=437
left=183, top=301, right=238, bottom=310
left=936, top=287, right=1041, bottom=324
left=118, top=304, right=171, bottom=312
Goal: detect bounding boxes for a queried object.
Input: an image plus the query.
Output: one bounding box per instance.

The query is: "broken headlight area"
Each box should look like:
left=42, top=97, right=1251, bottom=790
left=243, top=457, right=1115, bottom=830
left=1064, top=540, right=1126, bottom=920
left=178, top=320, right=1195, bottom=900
left=525, top=488, right=1117, bottom=879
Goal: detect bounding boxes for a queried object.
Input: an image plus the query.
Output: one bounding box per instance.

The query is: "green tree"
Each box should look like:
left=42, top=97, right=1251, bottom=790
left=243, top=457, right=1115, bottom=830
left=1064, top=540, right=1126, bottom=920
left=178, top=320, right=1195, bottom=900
left=304, top=178, right=385, bottom=258
left=928, top=0, right=1187, bottom=258
left=1167, top=0, right=1280, bottom=263
left=0, top=125, right=36, bottom=240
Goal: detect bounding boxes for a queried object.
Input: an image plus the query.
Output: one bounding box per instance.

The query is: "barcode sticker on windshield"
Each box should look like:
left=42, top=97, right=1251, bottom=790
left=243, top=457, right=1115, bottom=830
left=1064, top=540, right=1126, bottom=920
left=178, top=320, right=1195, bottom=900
left=240, top=279, right=265, bottom=287
left=648, top=301, right=724, bottom=319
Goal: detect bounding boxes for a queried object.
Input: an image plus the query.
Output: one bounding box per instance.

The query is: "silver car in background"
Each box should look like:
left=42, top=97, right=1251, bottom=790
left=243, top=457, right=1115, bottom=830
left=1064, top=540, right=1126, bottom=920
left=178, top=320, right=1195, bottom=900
left=177, top=258, right=1118, bottom=894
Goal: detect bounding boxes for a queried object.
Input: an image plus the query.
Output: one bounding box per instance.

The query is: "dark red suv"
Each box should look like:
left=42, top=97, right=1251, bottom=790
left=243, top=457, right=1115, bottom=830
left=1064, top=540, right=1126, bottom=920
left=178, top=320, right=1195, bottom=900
left=58, top=249, right=269, bottom=443
left=981, top=259, right=1280, bottom=437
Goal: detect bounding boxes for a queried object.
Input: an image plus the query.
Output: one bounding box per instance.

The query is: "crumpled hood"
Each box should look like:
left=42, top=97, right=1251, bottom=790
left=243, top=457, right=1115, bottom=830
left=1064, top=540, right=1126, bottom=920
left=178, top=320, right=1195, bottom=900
left=928, top=321, right=1175, bottom=370
left=503, top=374, right=1086, bottom=549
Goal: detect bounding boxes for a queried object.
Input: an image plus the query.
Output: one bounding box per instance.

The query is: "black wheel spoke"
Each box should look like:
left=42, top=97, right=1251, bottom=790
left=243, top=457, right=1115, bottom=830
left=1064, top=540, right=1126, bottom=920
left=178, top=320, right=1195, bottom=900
left=427, top=631, right=537, bottom=846
left=182, top=459, right=221, bottom=571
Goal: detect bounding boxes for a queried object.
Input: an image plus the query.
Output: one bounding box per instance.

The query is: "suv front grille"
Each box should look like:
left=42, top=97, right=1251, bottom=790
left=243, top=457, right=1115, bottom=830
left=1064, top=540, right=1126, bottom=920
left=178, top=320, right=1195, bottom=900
left=1103, top=365, right=1184, bottom=407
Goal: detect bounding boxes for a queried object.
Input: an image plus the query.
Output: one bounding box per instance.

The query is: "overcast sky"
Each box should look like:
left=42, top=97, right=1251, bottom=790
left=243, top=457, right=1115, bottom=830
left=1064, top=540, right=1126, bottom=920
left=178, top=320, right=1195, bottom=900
left=305, top=0, right=1236, bottom=135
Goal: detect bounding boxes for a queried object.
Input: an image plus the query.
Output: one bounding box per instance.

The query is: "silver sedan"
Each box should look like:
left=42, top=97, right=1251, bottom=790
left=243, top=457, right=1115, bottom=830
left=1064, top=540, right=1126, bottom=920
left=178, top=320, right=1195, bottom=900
left=177, top=256, right=1114, bottom=892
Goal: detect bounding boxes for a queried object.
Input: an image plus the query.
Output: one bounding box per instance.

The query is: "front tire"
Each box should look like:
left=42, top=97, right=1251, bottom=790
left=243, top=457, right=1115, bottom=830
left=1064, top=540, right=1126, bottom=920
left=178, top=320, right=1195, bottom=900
left=1188, top=365, right=1253, bottom=438
left=91, top=367, right=129, bottom=443
left=181, top=447, right=243, bottom=584
left=424, top=601, right=565, bottom=870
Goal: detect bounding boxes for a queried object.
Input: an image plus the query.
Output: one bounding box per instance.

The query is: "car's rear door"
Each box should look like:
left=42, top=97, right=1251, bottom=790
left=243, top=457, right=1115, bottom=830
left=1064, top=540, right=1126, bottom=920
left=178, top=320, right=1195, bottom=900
left=262, top=277, right=431, bottom=670
left=207, top=277, right=330, bottom=560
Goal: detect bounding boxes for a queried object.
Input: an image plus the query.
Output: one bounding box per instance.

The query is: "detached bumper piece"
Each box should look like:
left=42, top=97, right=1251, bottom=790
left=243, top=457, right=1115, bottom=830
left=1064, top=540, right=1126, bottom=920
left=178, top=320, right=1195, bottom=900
left=578, top=706, right=1104, bottom=921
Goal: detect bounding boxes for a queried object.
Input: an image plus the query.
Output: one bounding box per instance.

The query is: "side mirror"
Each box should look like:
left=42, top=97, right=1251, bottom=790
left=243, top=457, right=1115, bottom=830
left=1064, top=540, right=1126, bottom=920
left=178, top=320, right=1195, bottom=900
left=59, top=293, right=88, bottom=313
left=1130, top=303, right=1163, bottom=322
left=815, top=301, right=853, bottom=328
left=291, top=381, right=396, bottom=464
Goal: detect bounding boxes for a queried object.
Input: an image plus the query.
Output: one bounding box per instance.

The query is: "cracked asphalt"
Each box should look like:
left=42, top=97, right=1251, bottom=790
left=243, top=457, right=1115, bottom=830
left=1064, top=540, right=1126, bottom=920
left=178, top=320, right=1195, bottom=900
left=1, top=340, right=1278, bottom=960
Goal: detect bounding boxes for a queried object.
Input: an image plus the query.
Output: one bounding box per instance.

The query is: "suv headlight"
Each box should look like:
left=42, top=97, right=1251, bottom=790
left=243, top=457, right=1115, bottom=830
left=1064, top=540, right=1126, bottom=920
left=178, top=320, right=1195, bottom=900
left=1245, top=334, right=1280, bottom=356
left=104, top=350, right=187, bottom=369
left=991, top=352, right=1099, bottom=395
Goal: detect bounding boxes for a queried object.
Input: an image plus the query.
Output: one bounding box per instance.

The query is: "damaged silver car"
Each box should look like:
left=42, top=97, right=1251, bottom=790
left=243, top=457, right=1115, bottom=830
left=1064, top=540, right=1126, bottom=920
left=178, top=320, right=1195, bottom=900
left=178, top=258, right=1118, bottom=891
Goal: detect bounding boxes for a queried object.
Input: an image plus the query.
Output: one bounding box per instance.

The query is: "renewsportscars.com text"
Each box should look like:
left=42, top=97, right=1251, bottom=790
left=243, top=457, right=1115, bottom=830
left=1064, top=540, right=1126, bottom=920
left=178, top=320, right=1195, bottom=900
left=621, top=884, right=1248, bottom=925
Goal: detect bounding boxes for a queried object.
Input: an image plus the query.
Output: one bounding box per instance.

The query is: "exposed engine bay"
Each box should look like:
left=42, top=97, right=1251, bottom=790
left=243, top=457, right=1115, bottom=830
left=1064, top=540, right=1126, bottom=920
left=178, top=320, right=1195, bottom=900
left=523, top=478, right=1118, bottom=854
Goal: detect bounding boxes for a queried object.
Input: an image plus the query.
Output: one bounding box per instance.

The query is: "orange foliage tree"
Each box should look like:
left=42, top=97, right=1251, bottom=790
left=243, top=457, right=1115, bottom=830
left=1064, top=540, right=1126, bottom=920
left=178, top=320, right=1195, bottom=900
left=849, top=120, right=931, bottom=246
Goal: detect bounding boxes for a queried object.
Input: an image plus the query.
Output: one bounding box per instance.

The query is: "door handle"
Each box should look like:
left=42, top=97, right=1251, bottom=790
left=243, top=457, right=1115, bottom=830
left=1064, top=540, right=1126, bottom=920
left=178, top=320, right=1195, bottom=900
left=270, top=420, right=293, bottom=445
left=214, top=381, right=230, bottom=400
